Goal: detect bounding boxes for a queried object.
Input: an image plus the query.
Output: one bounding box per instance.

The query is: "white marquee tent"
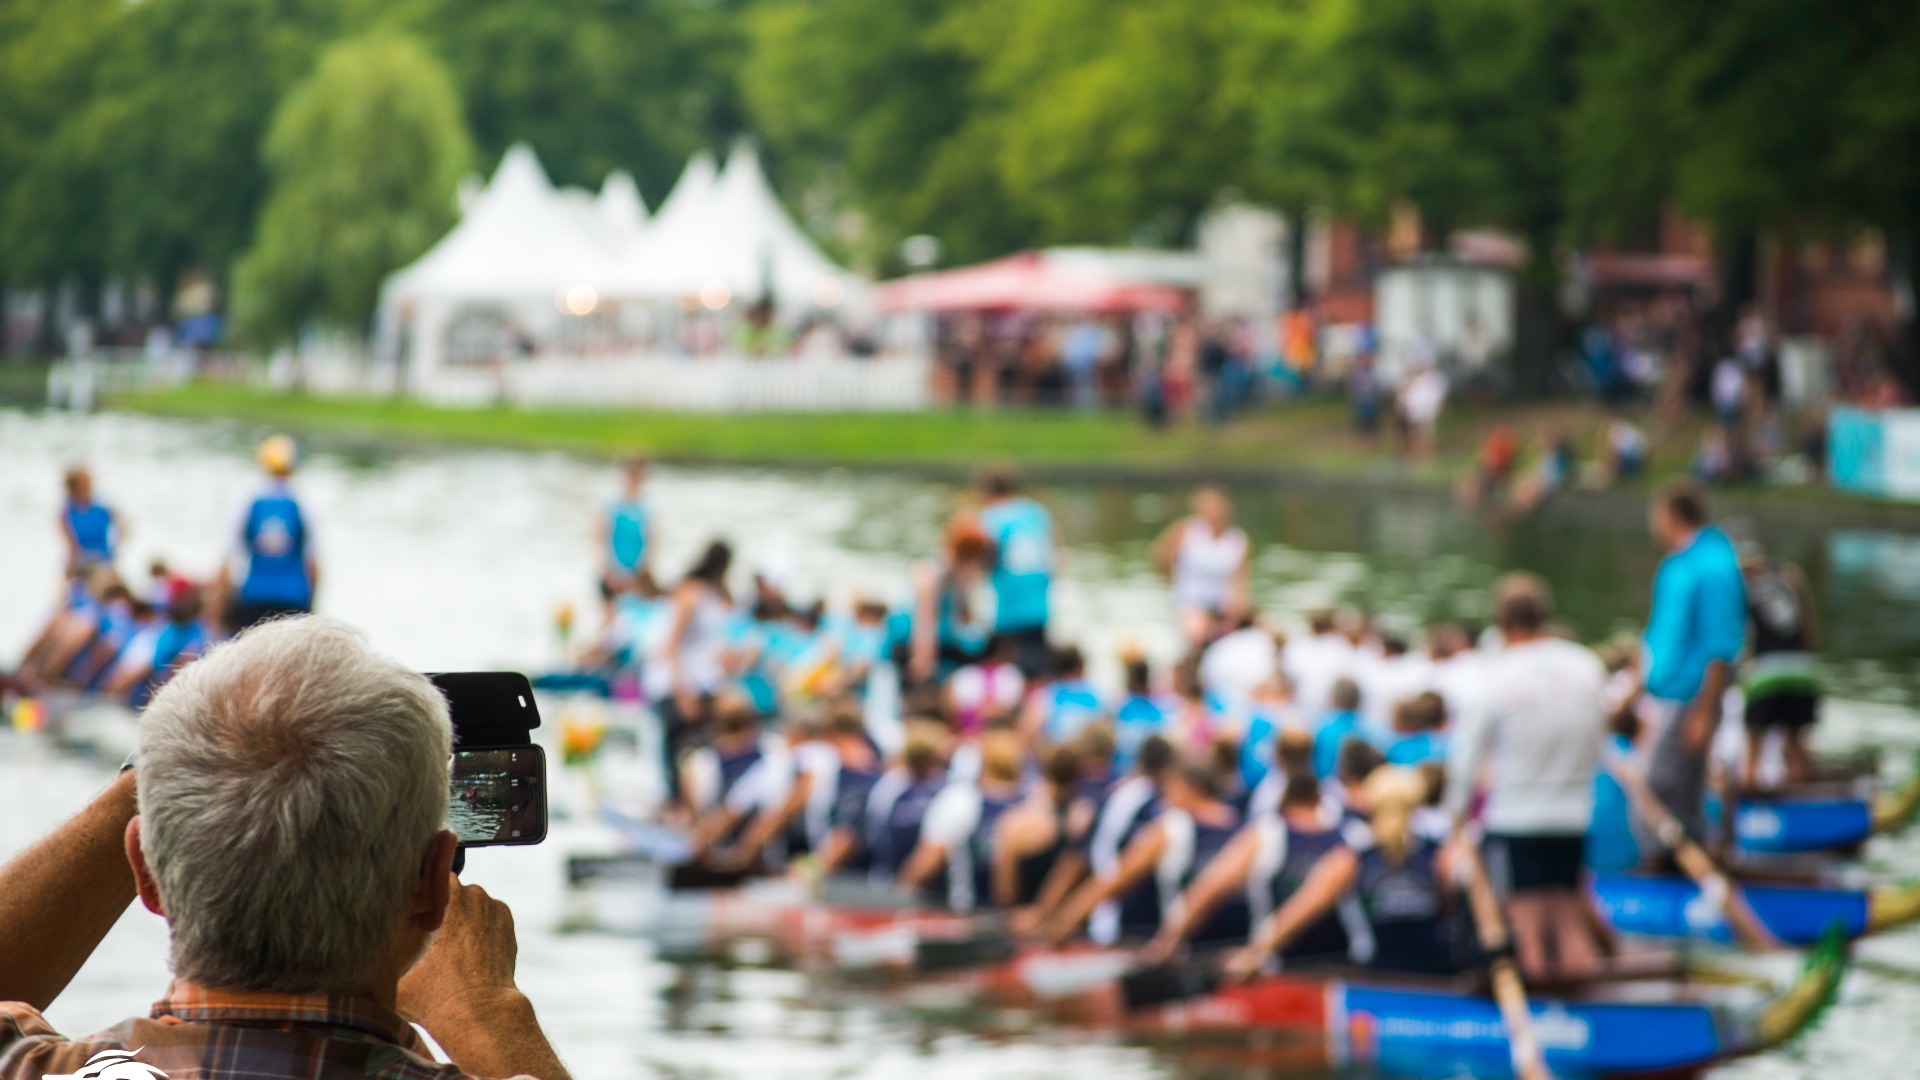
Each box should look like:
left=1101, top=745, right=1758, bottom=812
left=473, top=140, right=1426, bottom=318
left=610, top=142, right=862, bottom=312
left=383, top=143, right=614, bottom=306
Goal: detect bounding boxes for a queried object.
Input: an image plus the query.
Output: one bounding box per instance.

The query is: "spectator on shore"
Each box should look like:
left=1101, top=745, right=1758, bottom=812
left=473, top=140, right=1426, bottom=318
left=0, top=617, right=573, bottom=1080
left=1397, top=357, right=1448, bottom=462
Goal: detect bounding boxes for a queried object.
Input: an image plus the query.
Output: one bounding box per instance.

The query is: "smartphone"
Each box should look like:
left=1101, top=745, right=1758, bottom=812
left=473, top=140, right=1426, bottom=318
left=429, top=672, right=548, bottom=848
left=448, top=745, right=548, bottom=846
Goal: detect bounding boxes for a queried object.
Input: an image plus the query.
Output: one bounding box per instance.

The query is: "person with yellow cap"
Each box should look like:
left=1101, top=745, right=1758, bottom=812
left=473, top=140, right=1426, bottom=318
left=214, top=435, right=320, bottom=631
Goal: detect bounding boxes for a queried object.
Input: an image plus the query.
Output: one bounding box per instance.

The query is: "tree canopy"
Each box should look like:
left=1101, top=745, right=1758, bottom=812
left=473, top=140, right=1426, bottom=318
left=1, top=0, right=1916, bottom=341
left=230, top=33, right=472, bottom=345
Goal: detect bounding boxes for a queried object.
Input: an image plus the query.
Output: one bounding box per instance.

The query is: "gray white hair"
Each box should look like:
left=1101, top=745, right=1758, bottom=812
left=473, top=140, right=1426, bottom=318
left=137, top=615, right=451, bottom=992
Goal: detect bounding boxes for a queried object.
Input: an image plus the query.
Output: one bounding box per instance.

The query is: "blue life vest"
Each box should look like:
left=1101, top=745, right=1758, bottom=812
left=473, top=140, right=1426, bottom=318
left=980, top=497, right=1054, bottom=632
left=1239, top=705, right=1286, bottom=789
left=1384, top=731, right=1447, bottom=767
left=65, top=501, right=115, bottom=564
left=239, top=489, right=312, bottom=606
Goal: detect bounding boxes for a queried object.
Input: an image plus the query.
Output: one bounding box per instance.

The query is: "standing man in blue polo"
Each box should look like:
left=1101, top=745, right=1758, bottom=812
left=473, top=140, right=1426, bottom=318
left=977, top=465, right=1058, bottom=678
left=218, top=434, right=321, bottom=631
left=1642, top=479, right=1747, bottom=845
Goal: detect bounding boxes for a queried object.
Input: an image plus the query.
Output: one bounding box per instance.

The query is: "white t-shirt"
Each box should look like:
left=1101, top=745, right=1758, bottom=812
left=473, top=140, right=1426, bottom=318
left=1284, top=632, right=1357, bottom=716
left=1171, top=519, right=1249, bottom=611
left=1200, top=626, right=1278, bottom=703
left=1444, top=637, right=1607, bottom=835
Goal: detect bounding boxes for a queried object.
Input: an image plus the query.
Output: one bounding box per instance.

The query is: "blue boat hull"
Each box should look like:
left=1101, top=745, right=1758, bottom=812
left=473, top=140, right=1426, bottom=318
left=1723, top=794, right=1873, bottom=855
left=1591, top=871, right=1868, bottom=945
left=1337, top=984, right=1727, bottom=1078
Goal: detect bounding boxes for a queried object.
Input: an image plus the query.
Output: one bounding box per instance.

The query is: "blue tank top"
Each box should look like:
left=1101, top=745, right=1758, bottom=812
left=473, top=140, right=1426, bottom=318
left=828, top=763, right=883, bottom=874
left=980, top=497, right=1053, bottom=631
left=239, top=490, right=312, bottom=606
left=607, top=498, right=648, bottom=572
left=1182, top=812, right=1251, bottom=946
left=870, top=775, right=945, bottom=879
left=1357, top=836, right=1454, bottom=974
left=65, top=501, right=115, bottom=563
left=1110, top=795, right=1165, bottom=938
left=1112, top=694, right=1169, bottom=770
left=1262, top=823, right=1351, bottom=961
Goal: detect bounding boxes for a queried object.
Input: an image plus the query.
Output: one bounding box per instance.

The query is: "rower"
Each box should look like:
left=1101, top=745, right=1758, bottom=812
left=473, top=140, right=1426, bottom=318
left=860, top=722, right=950, bottom=887
left=107, top=585, right=209, bottom=709
left=1221, top=766, right=1461, bottom=980
left=897, top=729, right=1027, bottom=911
left=218, top=435, right=320, bottom=632
left=684, top=695, right=772, bottom=856
left=1143, top=763, right=1350, bottom=967
left=995, top=744, right=1087, bottom=909
left=1041, top=762, right=1246, bottom=948
left=805, top=704, right=888, bottom=877
left=599, top=456, right=652, bottom=603
left=59, top=465, right=121, bottom=575
left=1013, top=730, right=1175, bottom=933
left=976, top=465, right=1057, bottom=679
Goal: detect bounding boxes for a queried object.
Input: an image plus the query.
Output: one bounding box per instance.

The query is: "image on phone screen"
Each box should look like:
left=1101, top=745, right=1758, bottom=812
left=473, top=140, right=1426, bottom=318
left=448, top=747, right=547, bottom=845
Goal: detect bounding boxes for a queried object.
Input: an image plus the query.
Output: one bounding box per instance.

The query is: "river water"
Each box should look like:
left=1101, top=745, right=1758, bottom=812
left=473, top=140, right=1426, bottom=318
left=4, top=406, right=1920, bottom=1078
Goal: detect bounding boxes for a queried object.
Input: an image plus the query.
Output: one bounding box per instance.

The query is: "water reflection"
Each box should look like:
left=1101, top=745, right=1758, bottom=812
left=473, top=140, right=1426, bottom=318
left=7, top=407, right=1920, bottom=1080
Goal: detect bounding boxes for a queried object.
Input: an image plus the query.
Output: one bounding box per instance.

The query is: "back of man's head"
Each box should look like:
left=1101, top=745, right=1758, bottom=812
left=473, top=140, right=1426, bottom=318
left=1491, top=571, right=1552, bottom=636
left=138, top=616, right=451, bottom=993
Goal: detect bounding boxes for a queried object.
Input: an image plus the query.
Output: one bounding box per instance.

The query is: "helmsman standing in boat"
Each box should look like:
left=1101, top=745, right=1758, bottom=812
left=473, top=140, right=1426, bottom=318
left=216, top=435, right=321, bottom=632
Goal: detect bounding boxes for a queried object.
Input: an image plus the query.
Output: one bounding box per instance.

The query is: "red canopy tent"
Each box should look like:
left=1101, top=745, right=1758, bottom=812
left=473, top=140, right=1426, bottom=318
left=874, top=252, right=1190, bottom=314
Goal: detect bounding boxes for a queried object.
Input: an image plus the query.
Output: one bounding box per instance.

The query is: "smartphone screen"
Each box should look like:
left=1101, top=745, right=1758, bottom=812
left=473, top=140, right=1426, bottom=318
left=448, top=745, right=548, bottom=846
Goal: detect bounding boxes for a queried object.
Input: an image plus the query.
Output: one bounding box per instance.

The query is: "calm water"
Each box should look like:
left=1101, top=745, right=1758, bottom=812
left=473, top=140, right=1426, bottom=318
left=5, top=406, right=1920, bottom=1079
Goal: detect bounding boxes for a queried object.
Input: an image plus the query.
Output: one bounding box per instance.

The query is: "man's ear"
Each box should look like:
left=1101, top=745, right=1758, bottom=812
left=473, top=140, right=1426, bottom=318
left=410, top=829, right=458, bottom=933
left=125, top=817, right=165, bottom=917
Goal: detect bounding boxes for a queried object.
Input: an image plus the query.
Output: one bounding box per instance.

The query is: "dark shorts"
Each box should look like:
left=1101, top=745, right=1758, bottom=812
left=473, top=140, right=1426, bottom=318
left=228, top=600, right=310, bottom=632
left=1745, top=691, right=1819, bottom=733
left=1485, top=832, right=1586, bottom=894
left=996, top=625, right=1053, bottom=680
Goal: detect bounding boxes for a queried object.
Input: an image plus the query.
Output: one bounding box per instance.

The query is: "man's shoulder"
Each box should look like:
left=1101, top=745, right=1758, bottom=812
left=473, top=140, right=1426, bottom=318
left=0, top=1006, right=139, bottom=1080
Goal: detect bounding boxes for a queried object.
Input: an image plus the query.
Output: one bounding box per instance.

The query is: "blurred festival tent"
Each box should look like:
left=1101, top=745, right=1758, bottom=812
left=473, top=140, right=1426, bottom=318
left=383, top=143, right=616, bottom=309
left=607, top=141, right=865, bottom=314
left=873, top=250, right=1192, bottom=314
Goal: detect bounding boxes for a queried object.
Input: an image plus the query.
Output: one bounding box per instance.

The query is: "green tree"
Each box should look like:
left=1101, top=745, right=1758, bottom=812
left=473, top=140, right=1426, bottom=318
left=230, top=33, right=472, bottom=345
left=741, top=0, right=1034, bottom=268
left=376, top=0, right=744, bottom=205
left=4, top=0, right=338, bottom=301
left=936, top=0, right=1250, bottom=246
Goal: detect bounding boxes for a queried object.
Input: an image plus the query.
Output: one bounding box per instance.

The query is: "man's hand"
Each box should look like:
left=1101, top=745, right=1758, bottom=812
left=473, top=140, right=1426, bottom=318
left=1681, top=699, right=1716, bottom=755
left=399, top=876, right=570, bottom=1080
left=400, top=876, right=520, bottom=1024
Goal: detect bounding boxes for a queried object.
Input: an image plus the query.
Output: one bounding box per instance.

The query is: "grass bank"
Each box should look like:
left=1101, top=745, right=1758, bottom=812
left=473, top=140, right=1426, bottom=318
left=110, top=383, right=1920, bottom=527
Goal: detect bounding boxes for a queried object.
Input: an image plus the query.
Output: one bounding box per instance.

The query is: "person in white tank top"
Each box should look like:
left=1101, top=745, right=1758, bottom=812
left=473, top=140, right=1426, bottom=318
left=1151, top=486, right=1251, bottom=647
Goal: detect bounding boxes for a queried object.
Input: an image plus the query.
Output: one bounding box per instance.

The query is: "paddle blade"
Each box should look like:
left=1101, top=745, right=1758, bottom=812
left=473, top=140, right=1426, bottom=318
left=1120, top=961, right=1222, bottom=1011
left=916, top=932, right=1017, bottom=973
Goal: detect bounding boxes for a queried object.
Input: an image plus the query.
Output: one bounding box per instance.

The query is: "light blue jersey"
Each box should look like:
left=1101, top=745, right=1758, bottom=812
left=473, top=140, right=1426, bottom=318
left=979, top=496, right=1054, bottom=632
left=607, top=497, right=650, bottom=573
left=238, top=484, right=312, bottom=607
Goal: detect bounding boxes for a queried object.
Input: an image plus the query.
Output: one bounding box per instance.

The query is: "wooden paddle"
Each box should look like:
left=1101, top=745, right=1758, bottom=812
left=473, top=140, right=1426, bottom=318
left=1607, top=759, right=1784, bottom=951
left=1457, top=840, right=1553, bottom=1080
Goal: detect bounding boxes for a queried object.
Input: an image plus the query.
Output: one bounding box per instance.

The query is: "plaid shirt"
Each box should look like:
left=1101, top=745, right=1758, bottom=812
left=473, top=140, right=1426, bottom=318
left=0, top=983, right=533, bottom=1080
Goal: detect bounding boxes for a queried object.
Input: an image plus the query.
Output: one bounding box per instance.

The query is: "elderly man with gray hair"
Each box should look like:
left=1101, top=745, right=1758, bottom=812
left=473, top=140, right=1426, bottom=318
left=0, top=617, right=569, bottom=1080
